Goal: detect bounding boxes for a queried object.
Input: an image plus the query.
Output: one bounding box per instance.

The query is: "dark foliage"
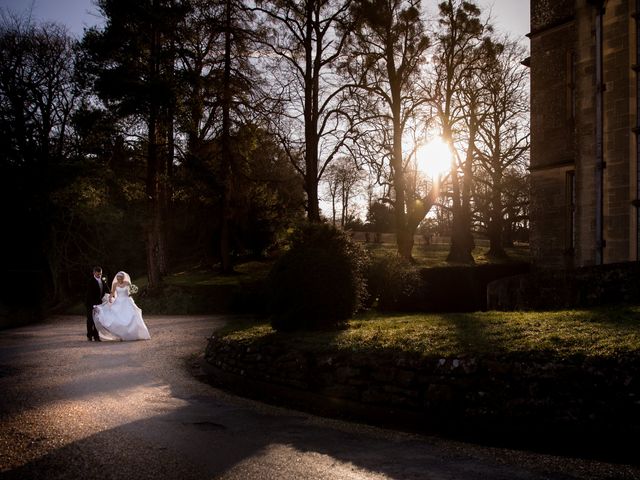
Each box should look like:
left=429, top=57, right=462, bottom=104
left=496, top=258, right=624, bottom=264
left=268, top=223, right=369, bottom=331
left=366, top=255, right=423, bottom=311
left=421, top=263, right=530, bottom=312
left=366, top=258, right=529, bottom=312
left=366, top=201, right=395, bottom=234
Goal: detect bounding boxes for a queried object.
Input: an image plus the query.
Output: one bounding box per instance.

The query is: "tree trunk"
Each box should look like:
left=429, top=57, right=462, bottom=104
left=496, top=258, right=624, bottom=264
left=158, top=40, right=176, bottom=277
left=341, top=186, right=347, bottom=228
left=392, top=115, right=412, bottom=261
left=146, top=2, right=162, bottom=289
left=303, top=0, right=321, bottom=222
left=219, top=0, right=234, bottom=273
left=306, top=170, right=320, bottom=222
left=446, top=114, right=475, bottom=264
left=396, top=229, right=415, bottom=261
left=487, top=173, right=507, bottom=259
left=331, top=187, right=336, bottom=225
left=146, top=112, right=162, bottom=290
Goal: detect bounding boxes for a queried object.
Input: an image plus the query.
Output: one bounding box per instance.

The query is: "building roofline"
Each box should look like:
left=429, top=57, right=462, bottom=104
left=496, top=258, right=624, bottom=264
left=527, top=17, right=575, bottom=40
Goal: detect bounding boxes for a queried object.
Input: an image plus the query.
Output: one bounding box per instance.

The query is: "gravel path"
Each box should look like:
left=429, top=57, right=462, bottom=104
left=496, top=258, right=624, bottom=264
left=0, top=315, right=638, bottom=480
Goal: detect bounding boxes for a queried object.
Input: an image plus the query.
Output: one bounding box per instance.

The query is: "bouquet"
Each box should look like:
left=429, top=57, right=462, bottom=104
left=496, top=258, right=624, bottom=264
left=129, top=284, right=139, bottom=295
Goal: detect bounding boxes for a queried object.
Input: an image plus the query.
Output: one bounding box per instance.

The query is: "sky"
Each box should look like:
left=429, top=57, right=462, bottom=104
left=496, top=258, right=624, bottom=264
left=0, top=0, right=529, bottom=221
left=0, top=0, right=530, bottom=40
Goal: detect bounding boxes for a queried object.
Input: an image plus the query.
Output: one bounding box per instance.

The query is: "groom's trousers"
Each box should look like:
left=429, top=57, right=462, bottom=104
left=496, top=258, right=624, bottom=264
left=86, top=306, right=98, bottom=339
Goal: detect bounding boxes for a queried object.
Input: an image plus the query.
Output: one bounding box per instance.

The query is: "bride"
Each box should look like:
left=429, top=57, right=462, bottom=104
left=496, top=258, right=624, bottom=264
left=93, top=271, right=151, bottom=341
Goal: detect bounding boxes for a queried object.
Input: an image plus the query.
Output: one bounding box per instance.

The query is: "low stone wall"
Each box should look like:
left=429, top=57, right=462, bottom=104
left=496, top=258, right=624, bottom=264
left=205, top=335, right=640, bottom=456
left=487, top=261, right=640, bottom=310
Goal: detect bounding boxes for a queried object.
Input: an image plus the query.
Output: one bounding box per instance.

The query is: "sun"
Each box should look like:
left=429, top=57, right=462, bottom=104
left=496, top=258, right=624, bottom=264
left=416, top=137, right=453, bottom=179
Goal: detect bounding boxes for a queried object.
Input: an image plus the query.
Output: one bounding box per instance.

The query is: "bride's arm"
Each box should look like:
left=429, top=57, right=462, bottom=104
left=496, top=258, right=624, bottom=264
left=110, top=283, right=116, bottom=302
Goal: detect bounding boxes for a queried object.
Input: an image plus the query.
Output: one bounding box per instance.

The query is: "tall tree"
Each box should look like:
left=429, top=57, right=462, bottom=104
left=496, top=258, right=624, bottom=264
left=474, top=39, right=529, bottom=258
left=254, top=0, right=354, bottom=222
left=430, top=0, right=491, bottom=264
left=0, top=16, right=81, bottom=306
left=175, top=0, right=258, bottom=272
left=83, top=0, right=186, bottom=288
left=342, top=0, right=432, bottom=261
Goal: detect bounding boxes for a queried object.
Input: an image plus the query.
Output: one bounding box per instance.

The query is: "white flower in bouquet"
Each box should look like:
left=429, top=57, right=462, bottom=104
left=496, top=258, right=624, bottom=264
left=129, top=284, right=139, bottom=295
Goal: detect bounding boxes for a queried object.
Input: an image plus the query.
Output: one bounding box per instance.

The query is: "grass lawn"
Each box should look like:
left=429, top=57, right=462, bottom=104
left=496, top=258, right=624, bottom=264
left=130, top=260, right=272, bottom=288
left=365, top=242, right=530, bottom=267
left=217, top=305, right=640, bottom=359
left=131, top=260, right=272, bottom=314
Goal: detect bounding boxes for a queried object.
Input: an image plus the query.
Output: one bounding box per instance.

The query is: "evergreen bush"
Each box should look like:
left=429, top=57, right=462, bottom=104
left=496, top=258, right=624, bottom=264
left=268, top=223, right=369, bottom=331
left=366, top=254, right=423, bottom=311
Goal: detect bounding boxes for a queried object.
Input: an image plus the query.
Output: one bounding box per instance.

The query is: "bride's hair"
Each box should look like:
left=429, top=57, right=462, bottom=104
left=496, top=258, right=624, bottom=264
left=112, top=271, right=131, bottom=287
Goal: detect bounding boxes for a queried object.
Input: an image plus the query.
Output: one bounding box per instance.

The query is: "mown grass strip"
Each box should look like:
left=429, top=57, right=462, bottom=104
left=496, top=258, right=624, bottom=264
left=217, top=305, right=640, bottom=359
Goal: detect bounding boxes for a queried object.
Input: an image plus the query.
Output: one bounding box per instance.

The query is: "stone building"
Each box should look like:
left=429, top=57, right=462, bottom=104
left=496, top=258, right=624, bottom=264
left=529, top=0, right=640, bottom=267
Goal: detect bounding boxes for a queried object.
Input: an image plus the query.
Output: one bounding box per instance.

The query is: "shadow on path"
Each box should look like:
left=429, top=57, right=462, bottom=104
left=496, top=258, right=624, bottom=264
left=1, top=316, right=638, bottom=480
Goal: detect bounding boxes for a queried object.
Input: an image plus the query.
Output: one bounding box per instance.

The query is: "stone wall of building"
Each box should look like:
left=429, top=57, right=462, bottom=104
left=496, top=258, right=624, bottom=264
left=573, top=0, right=597, bottom=267
left=601, top=0, right=633, bottom=263
left=529, top=21, right=576, bottom=171
left=530, top=0, right=638, bottom=267
left=530, top=168, right=574, bottom=268
left=529, top=3, right=577, bottom=267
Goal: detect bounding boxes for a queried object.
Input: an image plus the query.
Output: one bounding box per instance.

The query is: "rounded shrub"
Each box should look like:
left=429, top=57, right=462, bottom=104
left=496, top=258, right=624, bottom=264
left=366, top=254, right=423, bottom=311
left=268, top=223, right=369, bottom=331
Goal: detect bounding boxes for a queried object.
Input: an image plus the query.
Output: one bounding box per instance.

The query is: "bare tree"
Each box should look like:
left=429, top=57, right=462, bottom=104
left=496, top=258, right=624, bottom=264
left=474, top=39, right=529, bottom=258
left=0, top=16, right=79, bottom=167
left=324, top=156, right=364, bottom=227
left=342, top=0, right=435, bottom=261
left=0, top=15, right=81, bottom=300
left=175, top=0, right=258, bottom=272
left=253, top=0, right=354, bottom=222
left=430, top=0, right=493, bottom=264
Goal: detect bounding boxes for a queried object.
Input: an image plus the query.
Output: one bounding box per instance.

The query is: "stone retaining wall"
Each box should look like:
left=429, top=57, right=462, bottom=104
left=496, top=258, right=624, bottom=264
left=205, top=335, right=640, bottom=453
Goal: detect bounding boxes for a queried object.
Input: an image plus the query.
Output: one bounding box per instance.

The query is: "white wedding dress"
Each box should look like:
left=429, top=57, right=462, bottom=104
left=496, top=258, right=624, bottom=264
left=93, top=285, right=151, bottom=341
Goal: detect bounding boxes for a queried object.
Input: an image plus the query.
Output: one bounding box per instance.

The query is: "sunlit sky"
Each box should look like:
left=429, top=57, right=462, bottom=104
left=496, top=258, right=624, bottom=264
left=0, top=0, right=530, bottom=40
left=1, top=0, right=529, bottom=220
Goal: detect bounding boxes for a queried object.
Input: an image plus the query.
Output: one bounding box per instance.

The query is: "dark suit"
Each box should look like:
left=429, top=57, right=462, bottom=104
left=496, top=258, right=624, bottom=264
left=85, top=275, right=109, bottom=340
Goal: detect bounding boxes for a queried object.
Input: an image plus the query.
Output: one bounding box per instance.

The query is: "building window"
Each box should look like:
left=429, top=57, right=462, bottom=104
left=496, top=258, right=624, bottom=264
left=565, top=170, right=576, bottom=253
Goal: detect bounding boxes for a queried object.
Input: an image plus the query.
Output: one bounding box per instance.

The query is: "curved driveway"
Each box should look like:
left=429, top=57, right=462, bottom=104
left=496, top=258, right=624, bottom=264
left=0, top=315, right=637, bottom=479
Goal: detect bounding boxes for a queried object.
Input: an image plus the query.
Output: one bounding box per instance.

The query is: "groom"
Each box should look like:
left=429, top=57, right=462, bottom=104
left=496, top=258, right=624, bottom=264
left=85, top=266, right=109, bottom=341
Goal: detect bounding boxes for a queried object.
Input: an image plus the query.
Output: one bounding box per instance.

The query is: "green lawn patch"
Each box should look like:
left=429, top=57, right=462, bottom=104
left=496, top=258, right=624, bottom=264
left=217, top=305, right=640, bottom=359
left=134, top=261, right=272, bottom=314
left=161, top=261, right=272, bottom=287
left=365, top=242, right=530, bottom=267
